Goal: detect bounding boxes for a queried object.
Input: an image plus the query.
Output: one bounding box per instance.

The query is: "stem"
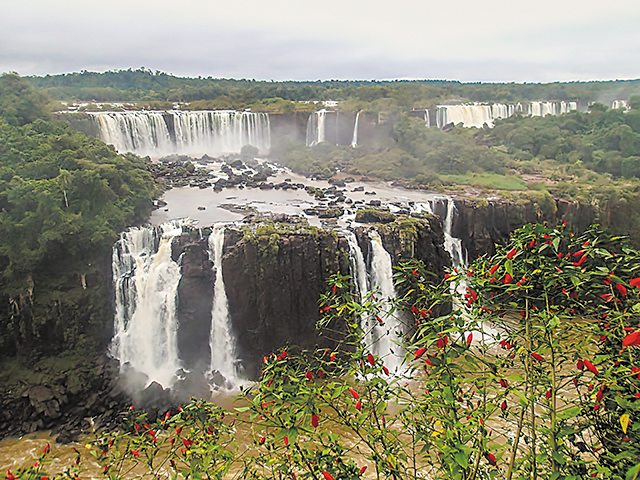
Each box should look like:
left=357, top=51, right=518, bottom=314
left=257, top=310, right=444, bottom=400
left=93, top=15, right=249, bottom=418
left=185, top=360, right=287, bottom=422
left=525, top=298, right=536, bottom=480
left=506, top=408, right=526, bottom=480
left=550, top=330, right=558, bottom=474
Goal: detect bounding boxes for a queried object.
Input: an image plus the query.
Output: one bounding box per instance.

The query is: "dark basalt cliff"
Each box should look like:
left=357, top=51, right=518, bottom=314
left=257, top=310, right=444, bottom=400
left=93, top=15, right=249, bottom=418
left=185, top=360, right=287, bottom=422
left=170, top=215, right=450, bottom=378
left=450, top=197, right=597, bottom=260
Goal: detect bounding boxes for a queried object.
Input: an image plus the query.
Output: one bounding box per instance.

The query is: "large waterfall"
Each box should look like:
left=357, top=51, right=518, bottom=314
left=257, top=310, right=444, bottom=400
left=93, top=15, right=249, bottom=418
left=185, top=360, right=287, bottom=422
left=368, top=231, right=404, bottom=372
left=89, top=110, right=271, bottom=157
left=207, top=226, right=240, bottom=387
left=110, top=221, right=184, bottom=388
left=306, top=109, right=328, bottom=146
left=343, top=230, right=404, bottom=372
left=436, top=101, right=578, bottom=128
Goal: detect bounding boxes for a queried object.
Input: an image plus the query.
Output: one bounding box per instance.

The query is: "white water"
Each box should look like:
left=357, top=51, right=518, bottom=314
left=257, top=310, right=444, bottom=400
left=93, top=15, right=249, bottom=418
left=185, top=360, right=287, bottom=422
left=207, top=226, right=240, bottom=387
left=344, top=231, right=368, bottom=304
left=89, top=110, right=271, bottom=157
left=436, top=101, right=577, bottom=128
left=305, top=109, right=328, bottom=146
left=110, top=221, right=184, bottom=387
left=351, top=110, right=362, bottom=148
left=367, top=231, right=404, bottom=372
left=612, top=100, right=628, bottom=110
left=424, top=109, right=430, bottom=128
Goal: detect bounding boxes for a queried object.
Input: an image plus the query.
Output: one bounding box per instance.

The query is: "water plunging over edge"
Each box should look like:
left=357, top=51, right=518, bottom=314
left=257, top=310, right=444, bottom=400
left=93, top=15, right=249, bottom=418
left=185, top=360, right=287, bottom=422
left=207, top=225, right=243, bottom=391
left=110, top=221, right=185, bottom=388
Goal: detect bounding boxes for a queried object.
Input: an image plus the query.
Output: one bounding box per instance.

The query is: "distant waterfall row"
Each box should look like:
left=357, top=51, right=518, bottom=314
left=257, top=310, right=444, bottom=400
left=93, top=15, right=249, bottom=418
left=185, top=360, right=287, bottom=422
left=110, top=223, right=240, bottom=389
left=435, top=101, right=578, bottom=128
left=89, top=110, right=271, bottom=157
left=306, top=109, right=362, bottom=147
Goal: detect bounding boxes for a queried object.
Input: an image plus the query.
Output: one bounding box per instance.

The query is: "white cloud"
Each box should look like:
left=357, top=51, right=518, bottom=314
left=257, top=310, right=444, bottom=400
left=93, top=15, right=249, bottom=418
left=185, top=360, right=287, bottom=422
left=1, top=0, right=640, bottom=81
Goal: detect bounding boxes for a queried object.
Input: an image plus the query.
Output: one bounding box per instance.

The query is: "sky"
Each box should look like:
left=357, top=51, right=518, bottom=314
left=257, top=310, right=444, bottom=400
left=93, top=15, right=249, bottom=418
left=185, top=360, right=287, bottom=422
left=2, top=0, right=640, bottom=83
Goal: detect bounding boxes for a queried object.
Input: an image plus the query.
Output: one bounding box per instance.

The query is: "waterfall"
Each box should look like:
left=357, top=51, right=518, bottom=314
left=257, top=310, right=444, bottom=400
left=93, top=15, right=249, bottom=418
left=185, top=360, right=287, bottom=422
left=110, top=221, right=184, bottom=387
left=412, top=198, right=465, bottom=268
left=344, top=231, right=368, bottom=302
left=351, top=110, right=362, bottom=148
left=424, top=109, right=430, bottom=128
left=442, top=199, right=466, bottom=269
left=367, top=231, right=404, bottom=372
left=207, top=226, right=240, bottom=388
left=89, top=110, right=271, bottom=157
left=436, top=101, right=577, bottom=128
left=612, top=100, right=628, bottom=110
left=306, top=109, right=327, bottom=146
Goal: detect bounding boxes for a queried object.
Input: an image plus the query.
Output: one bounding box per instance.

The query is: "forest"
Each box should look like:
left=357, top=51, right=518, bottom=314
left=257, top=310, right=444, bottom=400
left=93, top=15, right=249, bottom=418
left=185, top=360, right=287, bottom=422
left=0, top=73, right=160, bottom=360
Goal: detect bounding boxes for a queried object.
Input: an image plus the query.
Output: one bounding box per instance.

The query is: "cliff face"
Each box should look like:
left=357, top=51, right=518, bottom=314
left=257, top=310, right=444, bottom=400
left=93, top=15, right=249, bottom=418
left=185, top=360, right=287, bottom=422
left=167, top=216, right=450, bottom=377
left=451, top=197, right=596, bottom=260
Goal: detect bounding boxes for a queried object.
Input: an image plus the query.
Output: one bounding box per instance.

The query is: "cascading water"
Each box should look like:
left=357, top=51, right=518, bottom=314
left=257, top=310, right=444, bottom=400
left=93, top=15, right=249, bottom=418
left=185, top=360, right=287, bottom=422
left=207, top=226, right=240, bottom=388
left=424, top=109, right=430, bottom=128
left=305, top=109, right=327, bottom=146
left=442, top=199, right=466, bottom=269
left=367, top=231, right=404, bottom=372
left=89, top=110, right=271, bottom=157
left=351, top=110, right=362, bottom=148
left=110, top=221, right=184, bottom=388
left=344, top=231, right=368, bottom=303
left=436, top=101, right=577, bottom=128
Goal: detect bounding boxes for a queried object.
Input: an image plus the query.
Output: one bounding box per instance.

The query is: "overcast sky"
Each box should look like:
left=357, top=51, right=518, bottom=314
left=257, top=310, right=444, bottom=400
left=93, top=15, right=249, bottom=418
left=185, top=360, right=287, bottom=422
left=2, top=0, right=640, bottom=82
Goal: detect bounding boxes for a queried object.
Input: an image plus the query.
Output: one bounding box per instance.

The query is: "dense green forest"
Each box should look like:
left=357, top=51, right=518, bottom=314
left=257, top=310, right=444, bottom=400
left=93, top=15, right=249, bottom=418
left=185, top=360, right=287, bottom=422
left=0, top=73, right=159, bottom=360
left=26, top=68, right=640, bottom=112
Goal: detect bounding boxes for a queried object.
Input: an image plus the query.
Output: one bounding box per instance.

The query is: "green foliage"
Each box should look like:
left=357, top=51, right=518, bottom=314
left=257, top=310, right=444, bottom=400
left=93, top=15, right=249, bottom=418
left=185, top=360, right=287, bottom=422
left=0, top=76, right=160, bottom=358
left=39, top=222, right=638, bottom=480
left=0, top=74, right=52, bottom=126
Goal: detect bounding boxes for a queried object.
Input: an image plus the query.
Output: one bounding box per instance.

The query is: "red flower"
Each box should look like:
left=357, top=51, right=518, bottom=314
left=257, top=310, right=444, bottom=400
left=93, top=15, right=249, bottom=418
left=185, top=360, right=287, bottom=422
left=284, top=435, right=289, bottom=446
left=305, top=371, right=313, bottom=381
left=359, top=466, right=367, bottom=474
left=414, top=347, right=427, bottom=358
left=312, top=414, right=319, bottom=428
left=600, top=294, right=614, bottom=302
left=507, top=248, right=517, bottom=259
left=572, top=250, right=584, bottom=257
left=576, top=359, right=584, bottom=370
left=616, top=284, right=628, bottom=296
left=419, top=309, right=428, bottom=318
left=557, top=252, right=562, bottom=258
left=43, top=444, right=50, bottom=455
left=485, top=452, right=497, bottom=466
left=532, top=352, right=544, bottom=362
left=499, top=379, right=509, bottom=388
left=367, top=353, right=375, bottom=366
left=425, top=357, right=434, bottom=367
left=330, top=352, right=337, bottom=362
left=583, top=360, right=599, bottom=375
left=322, top=472, right=335, bottom=480
left=504, top=273, right=512, bottom=284
left=489, top=264, right=499, bottom=275
left=412, top=269, right=418, bottom=276
left=355, top=400, right=362, bottom=411
left=630, top=278, right=640, bottom=288
left=7, top=471, right=15, bottom=480
left=623, top=331, right=640, bottom=347
left=437, top=339, right=444, bottom=349
left=466, top=333, right=473, bottom=345
left=545, top=390, right=552, bottom=399
left=259, top=436, right=266, bottom=445
left=500, top=400, right=507, bottom=411
left=349, top=388, right=360, bottom=400
left=529, top=239, right=535, bottom=247
left=382, top=366, right=390, bottom=375
left=131, top=450, right=140, bottom=457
